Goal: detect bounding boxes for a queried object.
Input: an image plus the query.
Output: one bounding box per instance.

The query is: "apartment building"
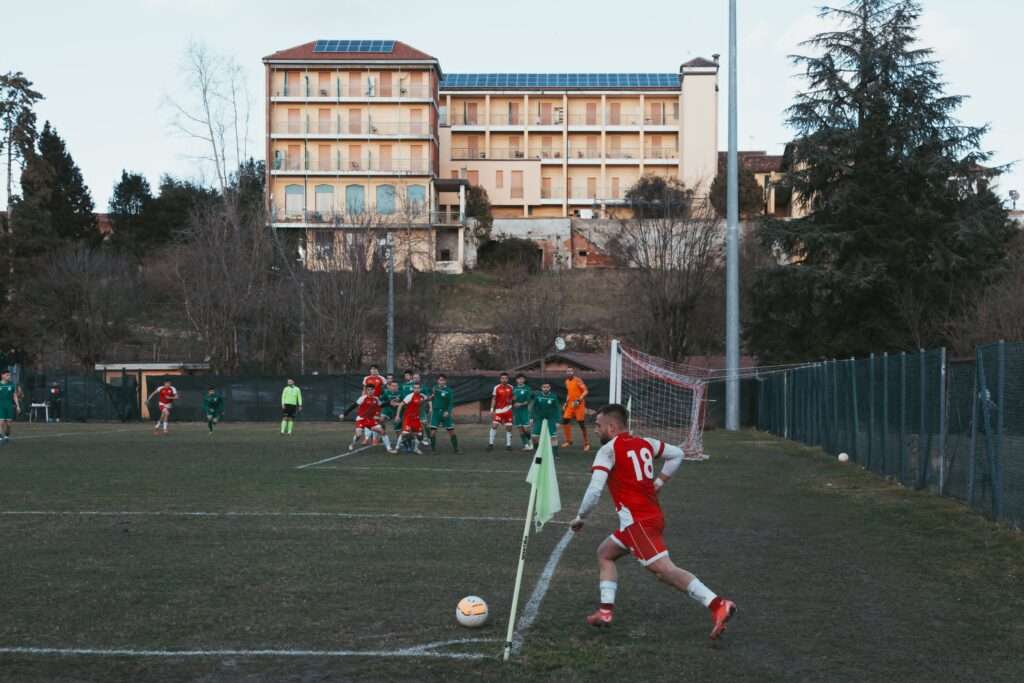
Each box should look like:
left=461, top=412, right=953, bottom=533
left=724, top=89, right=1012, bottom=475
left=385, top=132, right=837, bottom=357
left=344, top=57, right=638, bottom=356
left=263, top=39, right=720, bottom=269
left=439, top=60, right=719, bottom=218
left=263, top=40, right=468, bottom=272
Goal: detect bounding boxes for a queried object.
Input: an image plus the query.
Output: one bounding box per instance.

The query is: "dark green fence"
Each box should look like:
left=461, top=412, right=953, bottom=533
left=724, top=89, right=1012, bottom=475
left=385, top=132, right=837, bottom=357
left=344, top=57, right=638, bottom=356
left=756, top=342, right=1023, bottom=529
left=16, top=370, right=138, bottom=422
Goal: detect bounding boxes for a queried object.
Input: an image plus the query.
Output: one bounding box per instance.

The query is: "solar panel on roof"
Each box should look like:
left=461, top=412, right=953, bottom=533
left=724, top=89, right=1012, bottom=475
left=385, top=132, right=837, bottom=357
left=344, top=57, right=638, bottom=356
left=313, top=40, right=396, bottom=53
left=440, top=73, right=681, bottom=89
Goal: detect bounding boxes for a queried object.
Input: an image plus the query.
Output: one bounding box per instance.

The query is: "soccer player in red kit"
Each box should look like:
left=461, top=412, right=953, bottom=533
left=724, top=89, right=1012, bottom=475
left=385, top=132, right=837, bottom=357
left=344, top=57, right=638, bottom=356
left=487, top=372, right=515, bottom=451
left=147, top=380, right=179, bottom=435
left=349, top=384, right=391, bottom=451
left=362, top=365, right=385, bottom=397
left=392, top=381, right=430, bottom=455
left=570, top=404, right=737, bottom=640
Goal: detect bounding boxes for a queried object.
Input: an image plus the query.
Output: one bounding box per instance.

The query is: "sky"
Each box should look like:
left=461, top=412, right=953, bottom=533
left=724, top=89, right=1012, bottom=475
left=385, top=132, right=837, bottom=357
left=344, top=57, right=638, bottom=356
left=2, top=0, right=1021, bottom=209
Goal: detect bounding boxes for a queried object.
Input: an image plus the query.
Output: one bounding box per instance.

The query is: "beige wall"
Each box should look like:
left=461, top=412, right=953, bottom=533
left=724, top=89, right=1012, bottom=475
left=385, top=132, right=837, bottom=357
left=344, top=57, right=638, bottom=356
left=680, top=70, right=718, bottom=194
left=269, top=68, right=434, bottom=99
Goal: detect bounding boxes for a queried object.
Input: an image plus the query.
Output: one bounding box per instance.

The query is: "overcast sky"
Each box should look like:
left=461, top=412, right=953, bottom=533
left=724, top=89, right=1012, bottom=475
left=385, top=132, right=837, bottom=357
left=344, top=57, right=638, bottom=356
left=3, top=0, right=1021, bottom=209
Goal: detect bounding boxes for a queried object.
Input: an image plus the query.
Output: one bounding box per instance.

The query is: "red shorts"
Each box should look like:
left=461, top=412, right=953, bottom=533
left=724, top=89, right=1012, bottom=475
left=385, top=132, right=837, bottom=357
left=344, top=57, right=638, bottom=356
left=158, top=402, right=173, bottom=414
left=356, top=417, right=378, bottom=430
left=492, top=409, right=512, bottom=425
left=402, top=416, right=423, bottom=433
left=610, top=519, right=668, bottom=566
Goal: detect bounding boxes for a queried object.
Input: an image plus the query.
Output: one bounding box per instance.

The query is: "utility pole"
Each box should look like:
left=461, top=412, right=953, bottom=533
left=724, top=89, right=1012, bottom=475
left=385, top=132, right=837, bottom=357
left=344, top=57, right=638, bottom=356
left=386, top=231, right=395, bottom=375
left=299, top=280, right=306, bottom=375
left=725, top=0, right=741, bottom=431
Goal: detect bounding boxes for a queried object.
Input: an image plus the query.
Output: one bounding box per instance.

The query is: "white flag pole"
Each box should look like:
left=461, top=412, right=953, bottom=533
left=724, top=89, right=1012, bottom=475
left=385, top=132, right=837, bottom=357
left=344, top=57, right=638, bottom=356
left=502, top=420, right=545, bottom=662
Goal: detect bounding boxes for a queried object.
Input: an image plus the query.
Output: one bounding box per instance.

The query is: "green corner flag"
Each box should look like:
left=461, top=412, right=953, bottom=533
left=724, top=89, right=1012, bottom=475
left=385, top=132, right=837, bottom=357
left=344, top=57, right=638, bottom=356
left=525, top=419, right=561, bottom=531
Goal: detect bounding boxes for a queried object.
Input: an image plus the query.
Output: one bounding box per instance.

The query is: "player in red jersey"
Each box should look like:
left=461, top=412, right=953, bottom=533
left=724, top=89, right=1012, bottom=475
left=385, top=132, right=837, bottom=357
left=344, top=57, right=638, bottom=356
left=146, top=380, right=179, bottom=435
left=487, top=372, right=515, bottom=451
left=392, top=381, right=430, bottom=455
left=570, top=404, right=737, bottom=640
left=349, top=384, right=391, bottom=451
left=362, top=365, right=385, bottom=397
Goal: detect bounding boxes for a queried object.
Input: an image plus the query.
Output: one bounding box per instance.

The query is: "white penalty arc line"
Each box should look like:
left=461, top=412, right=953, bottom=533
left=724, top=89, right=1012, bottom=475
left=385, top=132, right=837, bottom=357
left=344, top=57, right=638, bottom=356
left=0, top=510, right=573, bottom=526
left=295, top=443, right=376, bottom=470
left=0, top=637, right=500, bottom=661
left=511, top=528, right=575, bottom=655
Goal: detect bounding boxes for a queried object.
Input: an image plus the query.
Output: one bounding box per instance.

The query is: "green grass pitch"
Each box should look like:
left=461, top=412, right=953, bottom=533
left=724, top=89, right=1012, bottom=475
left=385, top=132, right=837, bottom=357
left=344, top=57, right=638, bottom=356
left=0, top=421, right=1021, bottom=682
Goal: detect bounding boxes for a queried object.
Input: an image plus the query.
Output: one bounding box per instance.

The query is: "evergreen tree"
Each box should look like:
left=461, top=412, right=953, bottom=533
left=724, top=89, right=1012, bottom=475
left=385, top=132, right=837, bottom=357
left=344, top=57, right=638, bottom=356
left=709, top=165, right=763, bottom=218
left=748, top=0, right=1014, bottom=360
left=13, top=121, right=96, bottom=252
left=108, top=170, right=154, bottom=258
left=147, top=175, right=219, bottom=244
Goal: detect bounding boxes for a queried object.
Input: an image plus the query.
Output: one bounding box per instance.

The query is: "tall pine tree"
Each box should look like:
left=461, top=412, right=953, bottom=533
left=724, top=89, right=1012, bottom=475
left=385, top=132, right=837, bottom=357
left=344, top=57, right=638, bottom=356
left=108, top=170, right=154, bottom=259
left=748, top=0, right=1014, bottom=360
left=13, top=121, right=97, bottom=255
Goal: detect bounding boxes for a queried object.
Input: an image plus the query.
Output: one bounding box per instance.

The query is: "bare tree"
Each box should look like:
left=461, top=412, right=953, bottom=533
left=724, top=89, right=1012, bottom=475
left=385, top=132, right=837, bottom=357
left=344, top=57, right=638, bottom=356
left=945, top=236, right=1024, bottom=355
left=493, top=263, right=567, bottom=367
left=165, top=40, right=251, bottom=194
left=609, top=183, right=723, bottom=361
left=25, top=246, right=137, bottom=368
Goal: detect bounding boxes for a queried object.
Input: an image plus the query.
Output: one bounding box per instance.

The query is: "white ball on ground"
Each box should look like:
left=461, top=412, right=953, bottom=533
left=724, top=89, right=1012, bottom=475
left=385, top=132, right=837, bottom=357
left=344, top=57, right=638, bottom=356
left=456, top=596, right=489, bottom=628
left=838, top=452, right=849, bottom=463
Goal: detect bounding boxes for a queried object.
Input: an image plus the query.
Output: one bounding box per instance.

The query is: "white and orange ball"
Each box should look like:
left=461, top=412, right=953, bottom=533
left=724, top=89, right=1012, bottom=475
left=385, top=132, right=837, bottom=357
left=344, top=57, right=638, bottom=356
left=838, top=452, right=850, bottom=463
left=456, top=596, right=489, bottom=628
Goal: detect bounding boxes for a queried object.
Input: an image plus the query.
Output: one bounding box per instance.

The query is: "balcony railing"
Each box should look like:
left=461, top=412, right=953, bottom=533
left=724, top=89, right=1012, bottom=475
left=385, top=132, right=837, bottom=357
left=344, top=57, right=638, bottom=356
left=644, top=147, right=679, bottom=159
left=489, top=112, right=524, bottom=125
left=451, top=147, right=487, bottom=160
left=274, top=84, right=432, bottom=99
left=645, top=115, right=679, bottom=126
left=272, top=119, right=431, bottom=136
left=567, top=145, right=603, bottom=159
left=604, top=113, right=642, bottom=126
left=605, top=147, right=640, bottom=159
left=529, top=148, right=564, bottom=160
left=540, top=184, right=564, bottom=199
left=567, top=113, right=603, bottom=126
left=270, top=207, right=462, bottom=225
left=272, top=156, right=433, bottom=173
left=449, top=111, right=484, bottom=125
left=487, top=147, right=527, bottom=159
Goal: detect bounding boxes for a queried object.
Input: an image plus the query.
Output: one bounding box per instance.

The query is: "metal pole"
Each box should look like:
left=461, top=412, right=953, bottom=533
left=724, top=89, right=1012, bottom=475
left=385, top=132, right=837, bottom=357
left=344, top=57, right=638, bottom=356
left=938, top=347, right=947, bottom=495
left=386, top=232, right=395, bottom=375
left=725, top=0, right=740, bottom=431
left=299, top=281, right=306, bottom=376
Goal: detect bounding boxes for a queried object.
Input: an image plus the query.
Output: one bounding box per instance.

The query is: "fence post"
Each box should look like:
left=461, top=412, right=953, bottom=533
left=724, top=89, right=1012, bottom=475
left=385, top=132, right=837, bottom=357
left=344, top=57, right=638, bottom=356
left=918, top=349, right=929, bottom=490
left=938, top=347, right=948, bottom=496
left=868, top=353, right=875, bottom=472
left=882, top=352, right=889, bottom=477
left=967, top=365, right=978, bottom=508
left=782, top=372, right=789, bottom=440
left=850, top=357, right=859, bottom=463
left=994, top=340, right=1006, bottom=520
left=899, top=352, right=907, bottom=485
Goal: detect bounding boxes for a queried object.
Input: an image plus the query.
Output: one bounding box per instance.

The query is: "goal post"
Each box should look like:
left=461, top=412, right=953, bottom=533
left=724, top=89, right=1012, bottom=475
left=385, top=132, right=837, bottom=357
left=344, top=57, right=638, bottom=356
left=609, top=340, right=708, bottom=461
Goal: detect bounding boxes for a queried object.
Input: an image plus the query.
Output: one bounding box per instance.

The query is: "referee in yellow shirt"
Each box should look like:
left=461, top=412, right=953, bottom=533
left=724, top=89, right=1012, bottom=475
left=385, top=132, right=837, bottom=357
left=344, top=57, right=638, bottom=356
left=281, top=378, right=303, bottom=435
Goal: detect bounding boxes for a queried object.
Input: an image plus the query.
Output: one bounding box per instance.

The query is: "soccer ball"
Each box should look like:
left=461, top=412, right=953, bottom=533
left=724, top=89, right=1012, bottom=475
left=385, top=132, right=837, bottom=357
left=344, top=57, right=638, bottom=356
left=838, top=452, right=849, bottom=463
left=455, top=596, right=489, bottom=628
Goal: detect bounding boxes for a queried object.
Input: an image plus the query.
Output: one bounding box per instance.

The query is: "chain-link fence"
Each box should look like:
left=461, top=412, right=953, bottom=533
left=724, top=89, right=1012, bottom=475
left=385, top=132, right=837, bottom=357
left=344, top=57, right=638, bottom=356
left=756, top=342, right=1023, bottom=529
left=12, top=369, right=139, bottom=422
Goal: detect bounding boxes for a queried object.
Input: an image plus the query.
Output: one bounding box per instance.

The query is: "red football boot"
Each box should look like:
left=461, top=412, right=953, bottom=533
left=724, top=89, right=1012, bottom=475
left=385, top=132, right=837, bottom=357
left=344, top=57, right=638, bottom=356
left=585, top=607, right=614, bottom=627
left=708, top=597, right=737, bottom=640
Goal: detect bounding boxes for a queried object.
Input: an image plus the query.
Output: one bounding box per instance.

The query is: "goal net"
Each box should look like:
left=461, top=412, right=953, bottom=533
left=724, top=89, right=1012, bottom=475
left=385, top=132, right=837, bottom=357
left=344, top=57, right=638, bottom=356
left=609, top=340, right=708, bottom=461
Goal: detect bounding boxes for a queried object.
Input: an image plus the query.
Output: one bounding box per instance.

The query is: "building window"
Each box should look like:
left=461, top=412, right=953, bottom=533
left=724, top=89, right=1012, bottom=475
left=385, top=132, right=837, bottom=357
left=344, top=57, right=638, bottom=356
left=345, top=185, right=365, bottom=215
left=511, top=171, right=523, bottom=199
left=376, top=184, right=396, bottom=214
left=496, top=170, right=504, bottom=189
left=314, top=185, right=334, bottom=216
left=467, top=170, right=479, bottom=186
left=439, top=248, right=452, bottom=262
left=285, top=185, right=305, bottom=217
left=407, top=184, right=426, bottom=217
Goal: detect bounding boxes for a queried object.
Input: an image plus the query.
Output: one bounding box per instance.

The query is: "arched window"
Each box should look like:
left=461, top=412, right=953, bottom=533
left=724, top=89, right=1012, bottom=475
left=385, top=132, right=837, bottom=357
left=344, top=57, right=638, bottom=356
left=284, top=184, right=304, bottom=217
left=345, top=185, right=365, bottom=215
left=314, top=184, right=334, bottom=216
left=376, top=184, right=396, bottom=215
left=407, top=184, right=426, bottom=213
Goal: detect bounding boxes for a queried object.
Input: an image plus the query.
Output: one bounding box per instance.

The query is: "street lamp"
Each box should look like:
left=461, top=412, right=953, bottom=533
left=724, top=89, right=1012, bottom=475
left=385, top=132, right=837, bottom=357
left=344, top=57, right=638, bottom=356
left=1010, top=189, right=1020, bottom=211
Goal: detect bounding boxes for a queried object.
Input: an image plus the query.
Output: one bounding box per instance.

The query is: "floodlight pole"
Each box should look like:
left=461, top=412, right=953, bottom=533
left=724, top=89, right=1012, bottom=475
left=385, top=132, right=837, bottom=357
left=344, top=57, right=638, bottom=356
left=725, top=0, right=741, bottom=431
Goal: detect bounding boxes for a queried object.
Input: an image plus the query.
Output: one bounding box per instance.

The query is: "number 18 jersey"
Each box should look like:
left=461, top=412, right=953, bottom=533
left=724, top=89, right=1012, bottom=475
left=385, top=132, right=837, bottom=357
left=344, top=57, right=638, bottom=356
left=591, top=432, right=669, bottom=530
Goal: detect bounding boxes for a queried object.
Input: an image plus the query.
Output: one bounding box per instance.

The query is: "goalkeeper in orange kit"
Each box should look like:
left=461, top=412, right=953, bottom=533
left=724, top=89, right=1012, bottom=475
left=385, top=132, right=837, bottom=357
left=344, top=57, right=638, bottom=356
left=562, top=367, right=590, bottom=450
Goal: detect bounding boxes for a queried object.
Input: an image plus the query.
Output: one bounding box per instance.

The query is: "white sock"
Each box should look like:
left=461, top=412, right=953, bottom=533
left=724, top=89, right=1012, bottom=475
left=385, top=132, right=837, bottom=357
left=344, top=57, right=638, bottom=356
left=489, top=427, right=496, bottom=444
left=599, top=580, right=617, bottom=606
left=382, top=434, right=391, bottom=450
left=505, top=431, right=512, bottom=446
left=686, top=578, right=717, bottom=608
left=162, top=422, right=168, bottom=431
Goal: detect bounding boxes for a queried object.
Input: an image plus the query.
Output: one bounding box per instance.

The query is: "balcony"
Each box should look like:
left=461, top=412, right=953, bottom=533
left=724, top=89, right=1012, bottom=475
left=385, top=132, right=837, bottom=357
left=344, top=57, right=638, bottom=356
left=645, top=114, right=679, bottom=127
left=451, top=147, right=528, bottom=160
left=528, top=148, right=564, bottom=162
left=567, top=113, right=602, bottom=127
left=270, top=207, right=463, bottom=226
left=604, top=112, right=642, bottom=127
left=272, top=84, right=432, bottom=100
left=271, top=156, right=433, bottom=175
left=449, top=111, right=485, bottom=126
left=644, top=147, right=679, bottom=160
left=567, top=144, right=603, bottom=161
left=540, top=183, right=564, bottom=202
left=489, top=112, right=524, bottom=126
left=605, top=147, right=641, bottom=161
left=271, top=119, right=431, bottom=137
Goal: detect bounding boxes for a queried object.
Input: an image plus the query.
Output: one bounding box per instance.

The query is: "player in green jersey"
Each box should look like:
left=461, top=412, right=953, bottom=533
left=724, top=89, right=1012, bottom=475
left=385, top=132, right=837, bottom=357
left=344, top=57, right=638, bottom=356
left=379, top=380, right=402, bottom=439
left=0, top=370, right=21, bottom=444
left=512, top=373, right=534, bottom=451
left=428, top=374, right=459, bottom=453
left=202, top=386, right=224, bottom=434
left=531, top=381, right=561, bottom=457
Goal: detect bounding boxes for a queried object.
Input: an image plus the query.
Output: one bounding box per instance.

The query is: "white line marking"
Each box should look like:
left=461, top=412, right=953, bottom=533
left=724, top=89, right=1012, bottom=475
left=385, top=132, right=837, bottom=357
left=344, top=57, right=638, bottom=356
left=0, top=510, right=572, bottom=525
left=0, top=637, right=498, bottom=660
left=312, top=465, right=591, bottom=477
left=5, top=428, right=137, bottom=441
left=512, top=529, right=575, bottom=654
left=295, top=444, right=375, bottom=469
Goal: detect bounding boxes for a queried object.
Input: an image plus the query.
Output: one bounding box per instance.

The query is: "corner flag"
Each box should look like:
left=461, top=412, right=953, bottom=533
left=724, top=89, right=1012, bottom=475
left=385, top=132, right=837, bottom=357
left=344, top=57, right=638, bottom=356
left=525, top=420, right=561, bottom=531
